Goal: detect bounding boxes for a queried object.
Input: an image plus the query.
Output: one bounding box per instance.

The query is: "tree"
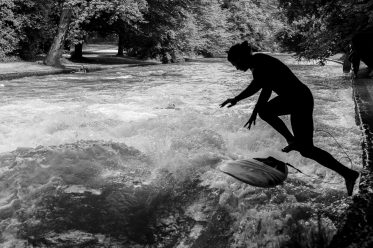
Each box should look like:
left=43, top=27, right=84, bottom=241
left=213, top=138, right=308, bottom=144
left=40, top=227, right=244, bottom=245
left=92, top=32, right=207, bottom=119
left=13, top=0, right=61, bottom=60
left=125, top=0, right=285, bottom=62
left=91, top=0, right=147, bottom=56
left=0, top=0, right=20, bottom=60
left=66, top=0, right=147, bottom=59
left=44, top=0, right=148, bottom=65
left=1, top=0, right=286, bottom=63
left=44, top=4, right=73, bottom=66
left=190, top=0, right=230, bottom=57
left=224, top=0, right=284, bottom=51
left=122, top=0, right=191, bottom=63
left=276, top=0, right=373, bottom=62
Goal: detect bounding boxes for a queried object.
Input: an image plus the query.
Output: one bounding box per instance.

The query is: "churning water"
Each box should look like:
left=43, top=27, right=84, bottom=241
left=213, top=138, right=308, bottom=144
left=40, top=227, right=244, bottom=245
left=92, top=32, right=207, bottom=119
left=0, top=56, right=362, bottom=247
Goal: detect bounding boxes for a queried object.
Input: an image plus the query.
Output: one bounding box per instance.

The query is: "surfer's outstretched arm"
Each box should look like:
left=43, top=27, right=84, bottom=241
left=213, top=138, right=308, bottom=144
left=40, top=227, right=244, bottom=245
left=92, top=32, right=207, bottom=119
left=220, top=80, right=261, bottom=108
left=245, top=87, right=272, bottom=129
left=253, top=87, right=272, bottom=113
left=234, top=79, right=261, bottom=102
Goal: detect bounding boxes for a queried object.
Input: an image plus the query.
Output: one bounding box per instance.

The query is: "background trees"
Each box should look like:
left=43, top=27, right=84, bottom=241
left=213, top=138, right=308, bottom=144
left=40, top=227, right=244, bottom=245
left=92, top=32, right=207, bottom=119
left=120, top=0, right=191, bottom=62
left=0, top=0, right=59, bottom=61
left=225, top=0, right=284, bottom=51
left=14, top=0, right=61, bottom=60
left=276, top=0, right=373, bottom=62
left=181, top=0, right=230, bottom=58
left=1, top=0, right=370, bottom=64
left=0, top=0, right=20, bottom=60
left=0, top=0, right=286, bottom=64
left=110, top=0, right=284, bottom=62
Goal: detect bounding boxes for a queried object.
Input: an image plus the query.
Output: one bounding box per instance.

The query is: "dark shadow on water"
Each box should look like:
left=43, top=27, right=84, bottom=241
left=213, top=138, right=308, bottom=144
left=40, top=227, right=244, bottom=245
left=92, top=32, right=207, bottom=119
left=22, top=183, right=174, bottom=245
left=185, top=57, right=226, bottom=63
left=69, top=54, right=159, bottom=66
left=18, top=175, right=233, bottom=247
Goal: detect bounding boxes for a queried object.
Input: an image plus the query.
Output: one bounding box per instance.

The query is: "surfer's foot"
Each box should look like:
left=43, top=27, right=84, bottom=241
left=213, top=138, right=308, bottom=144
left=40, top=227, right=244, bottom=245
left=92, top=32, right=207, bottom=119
left=345, top=170, right=359, bottom=196
left=282, top=142, right=298, bottom=153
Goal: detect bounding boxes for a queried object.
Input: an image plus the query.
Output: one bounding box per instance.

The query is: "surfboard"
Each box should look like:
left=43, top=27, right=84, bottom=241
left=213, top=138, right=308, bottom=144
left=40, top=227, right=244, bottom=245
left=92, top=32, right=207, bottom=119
left=219, top=156, right=288, bottom=188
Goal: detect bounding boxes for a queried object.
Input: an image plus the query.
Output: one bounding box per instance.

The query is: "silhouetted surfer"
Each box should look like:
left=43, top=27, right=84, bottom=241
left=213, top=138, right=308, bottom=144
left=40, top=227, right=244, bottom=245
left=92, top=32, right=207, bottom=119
left=220, top=41, right=359, bottom=196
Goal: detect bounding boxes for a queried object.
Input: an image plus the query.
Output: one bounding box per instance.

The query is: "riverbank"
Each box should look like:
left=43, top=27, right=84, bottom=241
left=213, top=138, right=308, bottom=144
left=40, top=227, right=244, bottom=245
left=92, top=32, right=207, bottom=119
left=329, top=67, right=373, bottom=248
left=0, top=45, right=160, bottom=81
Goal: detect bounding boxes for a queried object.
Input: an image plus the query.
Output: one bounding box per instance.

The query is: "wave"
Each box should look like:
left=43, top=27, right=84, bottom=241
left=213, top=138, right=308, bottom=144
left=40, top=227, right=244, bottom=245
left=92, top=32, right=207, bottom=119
left=0, top=138, right=229, bottom=246
left=0, top=57, right=363, bottom=247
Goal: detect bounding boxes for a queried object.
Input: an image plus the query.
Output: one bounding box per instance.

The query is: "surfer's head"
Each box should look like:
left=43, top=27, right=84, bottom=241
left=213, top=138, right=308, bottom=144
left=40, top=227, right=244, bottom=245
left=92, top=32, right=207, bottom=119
left=227, top=41, right=253, bottom=71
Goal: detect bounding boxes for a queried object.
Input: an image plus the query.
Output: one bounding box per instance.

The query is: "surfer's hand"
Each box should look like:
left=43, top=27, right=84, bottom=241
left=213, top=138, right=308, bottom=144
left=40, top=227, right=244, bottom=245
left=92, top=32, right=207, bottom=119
left=244, top=112, right=257, bottom=129
left=220, top=98, right=237, bottom=108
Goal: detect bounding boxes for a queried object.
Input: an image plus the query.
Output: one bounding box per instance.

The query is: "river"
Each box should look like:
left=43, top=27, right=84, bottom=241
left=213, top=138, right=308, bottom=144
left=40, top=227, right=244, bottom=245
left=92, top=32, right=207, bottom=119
left=0, top=55, right=362, bottom=247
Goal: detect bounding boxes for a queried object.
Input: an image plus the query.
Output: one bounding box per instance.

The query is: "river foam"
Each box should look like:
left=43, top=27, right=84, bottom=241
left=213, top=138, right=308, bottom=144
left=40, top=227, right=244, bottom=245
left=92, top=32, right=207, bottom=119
left=0, top=56, right=362, bottom=247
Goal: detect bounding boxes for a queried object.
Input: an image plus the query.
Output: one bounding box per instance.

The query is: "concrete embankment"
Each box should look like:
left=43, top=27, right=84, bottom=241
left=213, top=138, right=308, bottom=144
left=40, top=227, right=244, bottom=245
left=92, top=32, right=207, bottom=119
left=329, top=68, right=373, bottom=248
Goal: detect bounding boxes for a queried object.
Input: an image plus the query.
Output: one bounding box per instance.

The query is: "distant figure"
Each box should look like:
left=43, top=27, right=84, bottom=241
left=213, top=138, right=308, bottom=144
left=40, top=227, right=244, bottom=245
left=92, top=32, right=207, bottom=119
left=349, top=32, right=373, bottom=78
left=220, top=41, right=359, bottom=196
left=348, top=45, right=360, bottom=77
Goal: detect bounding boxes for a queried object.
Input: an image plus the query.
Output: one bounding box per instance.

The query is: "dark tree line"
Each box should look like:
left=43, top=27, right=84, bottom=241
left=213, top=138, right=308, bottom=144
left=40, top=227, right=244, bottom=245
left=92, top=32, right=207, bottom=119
left=0, top=0, right=284, bottom=65
left=276, top=0, right=373, bottom=63
left=1, top=0, right=371, bottom=65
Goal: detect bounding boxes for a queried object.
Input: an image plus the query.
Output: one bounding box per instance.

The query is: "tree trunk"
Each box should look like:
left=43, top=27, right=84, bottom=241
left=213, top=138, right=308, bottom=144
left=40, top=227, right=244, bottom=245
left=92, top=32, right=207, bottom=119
left=117, top=33, right=125, bottom=56
left=71, top=43, right=83, bottom=60
left=44, top=7, right=73, bottom=67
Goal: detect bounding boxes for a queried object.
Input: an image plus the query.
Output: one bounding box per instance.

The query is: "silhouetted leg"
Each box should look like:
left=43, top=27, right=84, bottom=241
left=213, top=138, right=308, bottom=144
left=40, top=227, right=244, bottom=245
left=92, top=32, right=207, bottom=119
left=258, top=96, right=294, bottom=143
left=298, top=146, right=359, bottom=196
left=290, top=108, right=314, bottom=149
left=282, top=87, right=315, bottom=152
left=299, top=146, right=351, bottom=176
left=258, top=89, right=359, bottom=195
left=290, top=94, right=359, bottom=195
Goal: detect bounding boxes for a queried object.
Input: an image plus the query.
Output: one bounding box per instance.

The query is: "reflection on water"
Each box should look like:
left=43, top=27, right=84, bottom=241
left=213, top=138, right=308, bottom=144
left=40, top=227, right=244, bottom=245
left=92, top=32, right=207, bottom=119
left=0, top=57, right=362, bottom=247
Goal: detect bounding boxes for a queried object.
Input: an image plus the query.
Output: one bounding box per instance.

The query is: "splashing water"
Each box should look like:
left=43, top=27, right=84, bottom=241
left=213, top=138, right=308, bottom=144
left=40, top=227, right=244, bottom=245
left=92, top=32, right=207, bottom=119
left=0, top=56, right=362, bottom=247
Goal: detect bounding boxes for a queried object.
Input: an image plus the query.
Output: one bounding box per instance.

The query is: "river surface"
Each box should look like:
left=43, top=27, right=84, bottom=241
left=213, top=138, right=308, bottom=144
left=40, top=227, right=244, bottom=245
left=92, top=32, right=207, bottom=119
left=0, top=55, right=362, bottom=247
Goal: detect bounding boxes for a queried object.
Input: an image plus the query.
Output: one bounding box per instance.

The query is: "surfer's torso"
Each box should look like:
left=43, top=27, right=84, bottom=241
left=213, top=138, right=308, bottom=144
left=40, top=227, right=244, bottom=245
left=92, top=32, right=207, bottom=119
left=250, top=53, right=311, bottom=99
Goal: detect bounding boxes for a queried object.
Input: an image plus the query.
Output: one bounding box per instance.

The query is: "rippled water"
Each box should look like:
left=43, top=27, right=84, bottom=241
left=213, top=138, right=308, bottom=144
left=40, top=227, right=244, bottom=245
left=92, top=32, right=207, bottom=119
left=0, top=56, right=362, bottom=247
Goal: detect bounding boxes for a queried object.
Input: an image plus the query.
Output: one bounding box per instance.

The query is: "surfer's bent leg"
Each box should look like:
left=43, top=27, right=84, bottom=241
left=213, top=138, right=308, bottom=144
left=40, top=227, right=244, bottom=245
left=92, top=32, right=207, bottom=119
left=290, top=93, right=359, bottom=195
left=285, top=87, right=315, bottom=152
left=298, top=145, right=359, bottom=196
left=258, top=96, right=294, bottom=144
left=290, top=108, right=314, bottom=149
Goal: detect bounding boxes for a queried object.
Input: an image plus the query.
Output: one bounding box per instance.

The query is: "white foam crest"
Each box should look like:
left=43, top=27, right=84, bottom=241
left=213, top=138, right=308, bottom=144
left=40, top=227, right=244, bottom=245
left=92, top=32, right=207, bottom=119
left=0, top=56, right=364, bottom=246
left=87, top=103, right=159, bottom=122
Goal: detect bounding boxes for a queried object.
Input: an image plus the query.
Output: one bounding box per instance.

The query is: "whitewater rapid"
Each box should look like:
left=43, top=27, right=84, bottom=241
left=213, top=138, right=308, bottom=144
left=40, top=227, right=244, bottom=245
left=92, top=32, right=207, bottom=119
left=0, top=56, right=362, bottom=247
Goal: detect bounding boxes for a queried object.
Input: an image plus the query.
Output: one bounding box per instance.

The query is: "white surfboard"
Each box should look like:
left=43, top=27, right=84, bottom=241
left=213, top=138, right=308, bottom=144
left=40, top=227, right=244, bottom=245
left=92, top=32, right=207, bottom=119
left=219, top=156, right=288, bottom=188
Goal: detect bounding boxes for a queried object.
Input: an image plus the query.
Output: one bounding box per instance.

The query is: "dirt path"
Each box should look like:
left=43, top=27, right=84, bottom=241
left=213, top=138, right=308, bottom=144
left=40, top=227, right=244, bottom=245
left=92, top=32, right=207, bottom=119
left=0, top=44, right=159, bottom=81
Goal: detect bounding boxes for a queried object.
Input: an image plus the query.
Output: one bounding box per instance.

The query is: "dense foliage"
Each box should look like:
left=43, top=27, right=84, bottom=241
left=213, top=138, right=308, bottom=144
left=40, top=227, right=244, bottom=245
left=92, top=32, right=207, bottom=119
left=276, top=0, right=373, bottom=62
left=0, top=0, right=284, bottom=63
left=225, top=0, right=285, bottom=51
left=122, top=0, right=193, bottom=62
left=0, top=0, right=57, bottom=60
left=112, top=0, right=284, bottom=61
left=0, top=0, right=20, bottom=60
left=16, top=0, right=62, bottom=60
left=1, top=0, right=372, bottom=63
